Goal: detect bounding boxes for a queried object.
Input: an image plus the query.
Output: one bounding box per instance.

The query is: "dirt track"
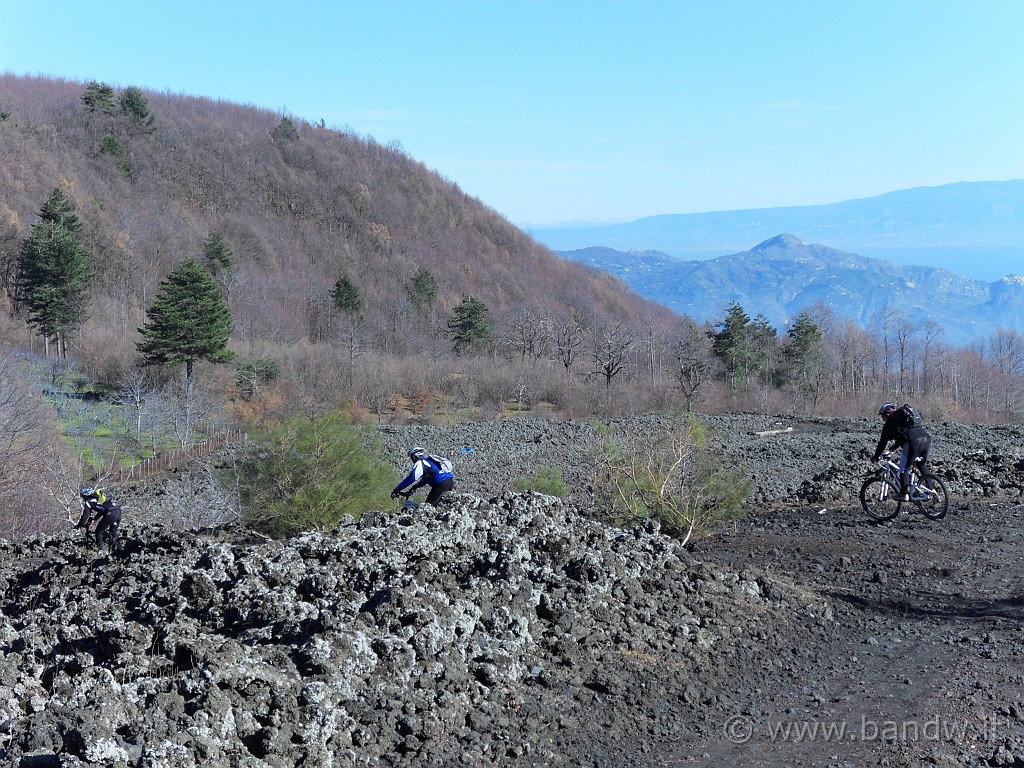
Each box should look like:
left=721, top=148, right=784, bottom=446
left=679, top=498, right=1024, bottom=767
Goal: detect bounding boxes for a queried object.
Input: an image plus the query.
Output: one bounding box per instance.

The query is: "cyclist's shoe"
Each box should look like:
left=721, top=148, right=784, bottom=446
left=900, top=492, right=910, bottom=502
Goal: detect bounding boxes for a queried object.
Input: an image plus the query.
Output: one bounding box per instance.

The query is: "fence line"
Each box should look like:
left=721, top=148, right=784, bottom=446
left=109, top=429, right=246, bottom=485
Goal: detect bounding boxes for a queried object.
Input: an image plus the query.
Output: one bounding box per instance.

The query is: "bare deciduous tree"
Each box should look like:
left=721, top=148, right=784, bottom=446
left=0, top=352, right=78, bottom=536
left=592, top=321, right=635, bottom=406
left=672, top=318, right=711, bottom=411
left=505, top=306, right=550, bottom=363
left=989, top=328, right=1024, bottom=415
left=553, top=309, right=586, bottom=380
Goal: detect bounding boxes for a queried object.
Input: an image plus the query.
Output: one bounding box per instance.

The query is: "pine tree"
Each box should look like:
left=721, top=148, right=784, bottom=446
left=38, top=188, right=83, bottom=236
left=447, top=295, right=491, bottom=355
left=330, top=274, right=364, bottom=387
left=708, top=303, right=753, bottom=391
left=405, top=267, right=437, bottom=314
left=784, top=312, right=822, bottom=369
left=202, top=232, right=233, bottom=293
left=137, top=258, right=234, bottom=398
left=15, top=190, right=92, bottom=357
left=330, top=274, right=362, bottom=316
left=119, top=86, right=156, bottom=132
left=81, top=81, right=116, bottom=114
left=271, top=117, right=300, bottom=143
left=783, top=311, right=825, bottom=405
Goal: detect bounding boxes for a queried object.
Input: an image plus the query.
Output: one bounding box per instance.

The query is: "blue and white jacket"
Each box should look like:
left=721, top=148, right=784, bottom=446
left=394, top=455, right=454, bottom=495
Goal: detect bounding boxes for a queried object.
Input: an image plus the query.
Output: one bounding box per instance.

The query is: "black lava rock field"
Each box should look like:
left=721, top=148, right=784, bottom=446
left=2, top=415, right=1023, bottom=767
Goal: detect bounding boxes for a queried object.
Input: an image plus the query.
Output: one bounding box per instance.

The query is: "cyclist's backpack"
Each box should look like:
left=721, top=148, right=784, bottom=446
left=428, top=454, right=453, bottom=475
left=891, top=403, right=923, bottom=430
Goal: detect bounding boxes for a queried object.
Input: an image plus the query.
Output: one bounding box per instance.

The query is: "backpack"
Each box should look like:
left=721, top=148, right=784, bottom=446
left=428, top=454, right=453, bottom=475
left=891, top=403, right=923, bottom=430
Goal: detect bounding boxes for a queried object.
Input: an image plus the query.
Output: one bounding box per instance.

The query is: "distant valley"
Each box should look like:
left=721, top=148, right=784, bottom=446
left=557, top=235, right=1024, bottom=345
left=530, top=179, right=1024, bottom=282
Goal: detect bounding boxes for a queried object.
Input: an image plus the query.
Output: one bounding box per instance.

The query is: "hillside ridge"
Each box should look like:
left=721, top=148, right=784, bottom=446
left=0, top=73, right=673, bottom=358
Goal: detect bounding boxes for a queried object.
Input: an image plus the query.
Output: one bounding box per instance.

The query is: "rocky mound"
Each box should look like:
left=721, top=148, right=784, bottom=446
left=2, top=492, right=827, bottom=767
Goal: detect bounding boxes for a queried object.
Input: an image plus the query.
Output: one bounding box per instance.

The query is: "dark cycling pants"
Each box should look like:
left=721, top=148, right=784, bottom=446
left=425, top=477, right=454, bottom=507
left=900, top=431, right=931, bottom=492
left=95, top=506, right=122, bottom=551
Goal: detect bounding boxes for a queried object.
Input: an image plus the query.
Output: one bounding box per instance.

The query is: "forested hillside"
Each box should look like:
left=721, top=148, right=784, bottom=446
left=0, top=74, right=676, bottom=418
left=2, top=73, right=1022, bottom=471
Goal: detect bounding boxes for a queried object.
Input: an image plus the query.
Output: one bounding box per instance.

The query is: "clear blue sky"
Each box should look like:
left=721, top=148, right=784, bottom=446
left=2, top=1, right=1022, bottom=227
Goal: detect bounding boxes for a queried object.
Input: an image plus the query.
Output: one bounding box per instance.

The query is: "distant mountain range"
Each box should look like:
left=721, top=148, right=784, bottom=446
left=557, top=235, right=1024, bottom=345
left=530, top=180, right=1024, bottom=282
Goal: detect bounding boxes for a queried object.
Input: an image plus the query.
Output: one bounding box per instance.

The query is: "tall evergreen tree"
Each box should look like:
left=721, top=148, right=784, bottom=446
left=81, top=81, right=116, bottom=114
left=749, top=313, right=780, bottom=387
left=329, top=274, right=364, bottom=387
left=137, top=258, right=234, bottom=398
left=202, top=232, right=232, bottom=273
left=405, top=267, right=437, bottom=314
left=202, top=232, right=233, bottom=293
left=119, top=86, right=156, bottom=132
left=783, top=311, right=825, bottom=406
left=447, top=295, right=491, bottom=355
left=708, top=303, right=753, bottom=391
left=271, top=117, right=300, bottom=143
left=37, top=188, right=83, bottom=235
left=330, top=274, right=362, bottom=316
left=15, top=190, right=92, bottom=357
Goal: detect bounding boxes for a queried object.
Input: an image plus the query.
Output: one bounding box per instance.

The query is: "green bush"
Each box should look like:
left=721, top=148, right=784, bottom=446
left=235, top=356, right=281, bottom=400
left=595, top=416, right=747, bottom=543
left=513, top=465, right=567, bottom=497
left=240, top=408, right=394, bottom=537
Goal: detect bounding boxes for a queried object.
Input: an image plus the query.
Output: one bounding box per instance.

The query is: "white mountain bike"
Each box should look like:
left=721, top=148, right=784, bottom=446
left=860, top=452, right=949, bottom=522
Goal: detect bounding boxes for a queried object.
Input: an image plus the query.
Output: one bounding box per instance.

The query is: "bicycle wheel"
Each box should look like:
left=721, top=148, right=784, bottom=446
left=914, top=473, right=949, bottom=520
left=860, top=476, right=902, bottom=522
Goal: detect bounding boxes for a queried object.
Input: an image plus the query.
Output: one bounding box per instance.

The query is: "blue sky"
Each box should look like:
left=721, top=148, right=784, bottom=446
left=2, top=1, right=1022, bottom=227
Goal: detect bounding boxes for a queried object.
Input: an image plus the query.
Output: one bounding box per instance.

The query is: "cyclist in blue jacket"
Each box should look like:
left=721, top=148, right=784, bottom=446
left=391, top=446, right=454, bottom=507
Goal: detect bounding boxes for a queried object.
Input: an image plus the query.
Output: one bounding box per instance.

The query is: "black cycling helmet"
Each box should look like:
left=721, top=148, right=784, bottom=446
left=408, top=446, right=426, bottom=461
left=878, top=403, right=897, bottom=417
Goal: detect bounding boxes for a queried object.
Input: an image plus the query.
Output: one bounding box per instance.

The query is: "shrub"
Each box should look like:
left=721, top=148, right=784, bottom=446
left=594, top=416, right=748, bottom=544
left=240, top=407, right=394, bottom=537
left=235, top=356, right=281, bottom=400
left=513, top=465, right=567, bottom=497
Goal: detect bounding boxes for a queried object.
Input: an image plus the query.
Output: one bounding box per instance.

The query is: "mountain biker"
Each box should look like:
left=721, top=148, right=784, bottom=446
left=871, top=403, right=932, bottom=501
left=80, top=485, right=108, bottom=512
left=391, top=446, right=454, bottom=507
left=76, top=486, right=122, bottom=553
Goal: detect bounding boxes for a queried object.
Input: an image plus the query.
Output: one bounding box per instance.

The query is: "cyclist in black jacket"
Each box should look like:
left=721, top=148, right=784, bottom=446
left=75, top=486, right=122, bottom=553
left=871, top=403, right=932, bottom=501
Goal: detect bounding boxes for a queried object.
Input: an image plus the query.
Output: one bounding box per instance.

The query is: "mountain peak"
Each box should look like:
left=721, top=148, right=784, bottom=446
left=753, top=233, right=804, bottom=251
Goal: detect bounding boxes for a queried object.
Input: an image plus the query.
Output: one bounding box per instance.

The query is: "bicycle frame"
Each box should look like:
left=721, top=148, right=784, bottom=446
left=877, top=452, right=925, bottom=490
left=862, top=452, right=948, bottom=521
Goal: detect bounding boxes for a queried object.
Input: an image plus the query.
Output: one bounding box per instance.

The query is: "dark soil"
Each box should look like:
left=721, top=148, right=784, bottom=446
left=2, top=415, right=1023, bottom=767
left=681, top=499, right=1024, bottom=768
